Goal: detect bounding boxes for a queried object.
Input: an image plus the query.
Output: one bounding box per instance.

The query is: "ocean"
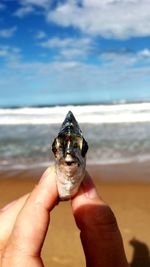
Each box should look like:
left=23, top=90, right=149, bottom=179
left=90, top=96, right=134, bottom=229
left=0, top=103, right=150, bottom=170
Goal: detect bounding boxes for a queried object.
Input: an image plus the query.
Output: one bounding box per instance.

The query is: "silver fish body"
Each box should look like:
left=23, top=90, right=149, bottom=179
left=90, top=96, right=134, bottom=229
left=52, top=111, right=88, bottom=200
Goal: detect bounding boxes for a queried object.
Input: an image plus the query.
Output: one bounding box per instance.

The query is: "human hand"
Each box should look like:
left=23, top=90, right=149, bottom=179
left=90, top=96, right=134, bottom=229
left=71, top=172, right=129, bottom=267
left=0, top=167, right=129, bottom=267
left=0, top=166, right=59, bottom=267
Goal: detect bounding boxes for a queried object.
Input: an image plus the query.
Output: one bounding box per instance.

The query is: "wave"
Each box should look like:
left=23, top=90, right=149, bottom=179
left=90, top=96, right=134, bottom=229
left=1, top=103, right=150, bottom=124
left=1, top=154, right=150, bottom=171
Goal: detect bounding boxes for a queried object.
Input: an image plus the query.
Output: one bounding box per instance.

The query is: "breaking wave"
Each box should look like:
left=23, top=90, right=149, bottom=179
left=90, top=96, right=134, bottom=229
left=1, top=102, right=150, bottom=124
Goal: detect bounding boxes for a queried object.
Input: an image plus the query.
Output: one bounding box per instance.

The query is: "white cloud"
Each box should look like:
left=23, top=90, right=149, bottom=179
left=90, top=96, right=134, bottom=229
left=40, top=36, right=92, bottom=59
left=0, top=49, right=8, bottom=57
left=47, top=0, right=150, bottom=39
left=0, top=45, right=21, bottom=61
left=0, top=45, right=10, bottom=58
left=0, top=3, right=6, bottom=10
left=100, top=48, right=150, bottom=67
left=60, top=48, right=86, bottom=59
left=35, top=30, right=47, bottom=39
left=20, top=0, right=50, bottom=8
left=14, top=5, right=34, bottom=17
left=40, top=36, right=91, bottom=48
left=14, top=0, right=51, bottom=17
left=138, top=49, right=150, bottom=58
left=1, top=44, right=150, bottom=106
left=1, top=55, right=150, bottom=103
left=52, top=60, right=80, bottom=70
left=0, top=27, right=17, bottom=38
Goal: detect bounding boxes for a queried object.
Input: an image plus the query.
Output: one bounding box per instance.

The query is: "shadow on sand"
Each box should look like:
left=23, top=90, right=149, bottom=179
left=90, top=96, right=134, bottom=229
left=130, top=238, right=150, bottom=267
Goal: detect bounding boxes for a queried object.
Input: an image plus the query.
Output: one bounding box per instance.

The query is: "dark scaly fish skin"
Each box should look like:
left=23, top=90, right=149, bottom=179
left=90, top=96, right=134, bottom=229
left=52, top=111, right=88, bottom=200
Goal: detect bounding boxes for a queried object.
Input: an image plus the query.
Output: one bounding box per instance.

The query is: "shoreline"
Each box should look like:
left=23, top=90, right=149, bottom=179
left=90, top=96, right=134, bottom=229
left=0, top=161, right=150, bottom=182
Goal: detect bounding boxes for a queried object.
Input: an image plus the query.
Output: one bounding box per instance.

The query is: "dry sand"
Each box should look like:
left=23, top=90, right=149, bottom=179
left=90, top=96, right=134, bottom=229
left=0, top=163, right=150, bottom=267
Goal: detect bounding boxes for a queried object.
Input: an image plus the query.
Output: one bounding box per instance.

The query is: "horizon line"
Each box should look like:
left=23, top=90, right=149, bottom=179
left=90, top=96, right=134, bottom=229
left=1, top=99, right=150, bottom=109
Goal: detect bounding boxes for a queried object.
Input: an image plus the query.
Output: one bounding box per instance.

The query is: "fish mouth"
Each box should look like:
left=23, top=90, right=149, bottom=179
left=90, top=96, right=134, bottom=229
left=57, top=154, right=81, bottom=178
left=64, top=154, right=79, bottom=167
left=65, top=160, right=78, bottom=166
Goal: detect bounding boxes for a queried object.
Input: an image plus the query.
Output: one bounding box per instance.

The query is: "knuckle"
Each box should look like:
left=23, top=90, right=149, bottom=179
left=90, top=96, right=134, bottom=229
left=96, top=205, right=117, bottom=226
left=78, top=203, right=118, bottom=232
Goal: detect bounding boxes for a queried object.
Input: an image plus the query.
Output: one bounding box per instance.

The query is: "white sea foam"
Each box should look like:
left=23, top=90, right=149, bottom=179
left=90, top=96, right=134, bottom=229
left=1, top=103, right=150, bottom=173
left=1, top=155, right=150, bottom=171
left=1, top=103, right=150, bottom=124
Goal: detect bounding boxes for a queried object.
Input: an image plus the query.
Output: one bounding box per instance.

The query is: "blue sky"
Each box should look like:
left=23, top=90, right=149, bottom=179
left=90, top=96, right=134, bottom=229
left=0, top=0, right=150, bottom=107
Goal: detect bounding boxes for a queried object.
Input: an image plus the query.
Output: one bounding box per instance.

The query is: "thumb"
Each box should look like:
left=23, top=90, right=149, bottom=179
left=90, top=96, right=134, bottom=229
left=71, top=172, right=116, bottom=230
left=71, top=172, right=128, bottom=267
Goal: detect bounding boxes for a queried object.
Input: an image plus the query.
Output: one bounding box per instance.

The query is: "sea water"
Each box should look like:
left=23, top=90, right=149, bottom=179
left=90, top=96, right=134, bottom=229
left=0, top=103, right=150, bottom=170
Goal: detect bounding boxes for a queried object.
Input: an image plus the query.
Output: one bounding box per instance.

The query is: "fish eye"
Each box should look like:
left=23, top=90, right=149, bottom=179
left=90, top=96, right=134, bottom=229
left=59, top=143, right=63, bottom=148
left=73, top=142, right=78, bottom=148
left=72, top=139, right=79, bottom=148
left=57, top=138, right=64, bottom=149
left=59, top=141, right=65, bottom=149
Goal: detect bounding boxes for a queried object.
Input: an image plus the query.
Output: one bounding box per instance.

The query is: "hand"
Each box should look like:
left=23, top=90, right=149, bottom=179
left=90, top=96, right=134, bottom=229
left=0, top=166, right=59, bottom=267
left=0, top=167, right=129, bottom=267
left=71, top=172, right=129, bottom=267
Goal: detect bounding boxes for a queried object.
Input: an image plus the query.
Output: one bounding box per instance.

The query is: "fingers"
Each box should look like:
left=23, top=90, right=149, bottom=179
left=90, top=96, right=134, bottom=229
left=71, top=172, right=128, bottom=267
left=0, top=194, right=29, bottom=251
left=72, top=172, right=116, bottom=230
left=2, top=166, right=59, bottom=264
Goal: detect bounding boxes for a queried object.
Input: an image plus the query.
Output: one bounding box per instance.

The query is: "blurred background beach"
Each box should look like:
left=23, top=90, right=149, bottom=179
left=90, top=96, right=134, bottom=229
left=0, top=103, right=150, bottom=266
left=1, top=1, right=150, bottom=266
left=1, top=103, right=150, bottom=171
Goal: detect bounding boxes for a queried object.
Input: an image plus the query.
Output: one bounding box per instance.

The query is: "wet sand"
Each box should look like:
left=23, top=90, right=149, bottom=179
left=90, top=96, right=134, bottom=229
left=0, top=163, right=150, bottom=267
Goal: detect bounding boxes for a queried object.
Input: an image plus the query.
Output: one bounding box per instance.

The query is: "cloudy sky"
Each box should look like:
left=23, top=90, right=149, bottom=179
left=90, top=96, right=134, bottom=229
left=0, top=0, right=150, bottom=107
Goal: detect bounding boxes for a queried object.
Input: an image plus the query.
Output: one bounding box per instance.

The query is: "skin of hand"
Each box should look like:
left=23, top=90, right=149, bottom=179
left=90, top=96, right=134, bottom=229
left=71, top=172, right=129, bottom=267
left=0, top=166, right=129, bottom=267
left=0, top=166, right=59, bottom=267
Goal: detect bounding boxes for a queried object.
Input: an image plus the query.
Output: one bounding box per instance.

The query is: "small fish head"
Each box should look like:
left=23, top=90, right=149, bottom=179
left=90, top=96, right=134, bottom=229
left=52, top=133, right=85, bottom=167
left=52, top=111, right=88, bottom=177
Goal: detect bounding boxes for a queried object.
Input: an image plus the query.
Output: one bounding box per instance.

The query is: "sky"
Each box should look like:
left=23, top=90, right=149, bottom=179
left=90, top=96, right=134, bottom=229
left=0, top=0, right=150, bottom=107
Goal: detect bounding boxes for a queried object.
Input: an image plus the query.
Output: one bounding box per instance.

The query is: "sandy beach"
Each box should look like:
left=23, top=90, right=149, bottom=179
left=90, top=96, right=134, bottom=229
left=0, top=163, right=150, bottom=267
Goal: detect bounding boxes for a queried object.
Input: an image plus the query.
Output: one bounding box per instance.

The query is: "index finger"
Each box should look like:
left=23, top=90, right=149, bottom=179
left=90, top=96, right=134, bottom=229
left=3, top=166, right=59, bottom=259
